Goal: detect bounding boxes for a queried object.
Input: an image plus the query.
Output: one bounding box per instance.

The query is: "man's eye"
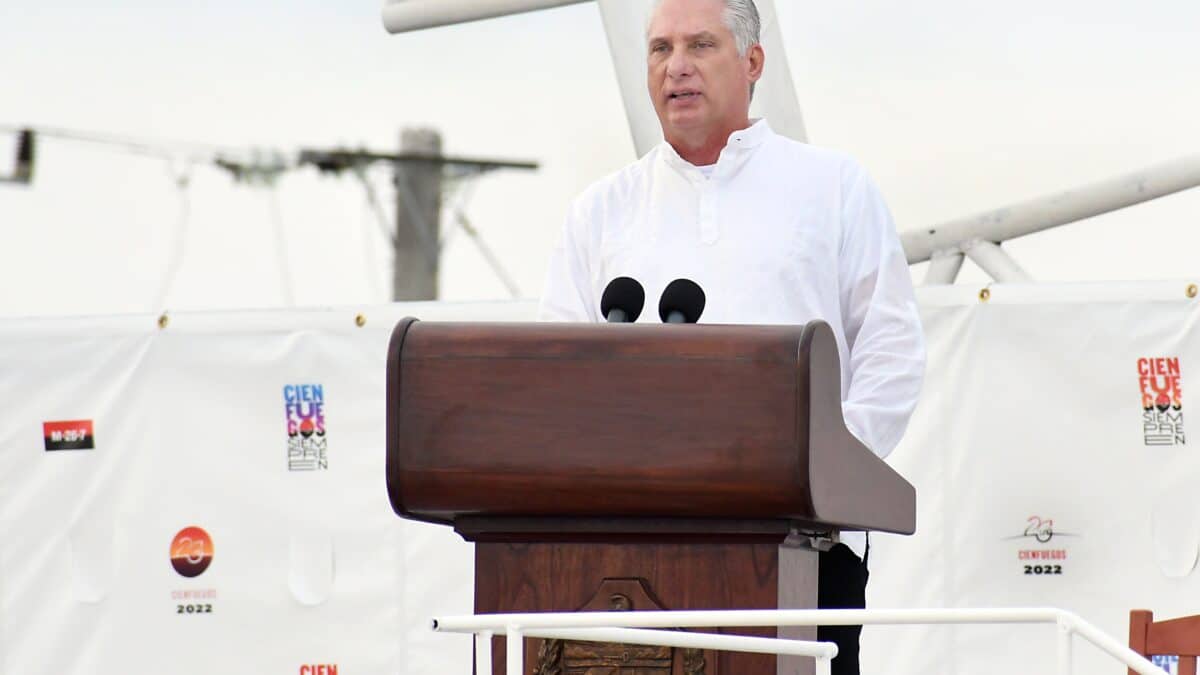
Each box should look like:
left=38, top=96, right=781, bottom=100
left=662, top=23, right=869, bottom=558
left=651, top=44, right=668, bottom=53
left=695, top=41, right=714, bottom=49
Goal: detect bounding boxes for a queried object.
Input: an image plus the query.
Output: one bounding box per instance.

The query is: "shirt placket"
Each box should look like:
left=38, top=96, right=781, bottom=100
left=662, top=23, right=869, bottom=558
left=698, top=178, right=718, bottom=245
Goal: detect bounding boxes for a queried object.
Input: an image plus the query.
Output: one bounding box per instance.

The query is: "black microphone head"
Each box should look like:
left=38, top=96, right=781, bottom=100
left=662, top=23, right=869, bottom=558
left=600, top=277, right=645, bottom=322
left=658, top=278, right=706, bottom=323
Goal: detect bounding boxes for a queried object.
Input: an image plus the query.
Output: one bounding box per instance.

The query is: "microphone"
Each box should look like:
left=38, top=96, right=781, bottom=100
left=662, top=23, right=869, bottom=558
left=658, top=279, right=706, bottom=324
left=600, top=277, right=645, bottom=323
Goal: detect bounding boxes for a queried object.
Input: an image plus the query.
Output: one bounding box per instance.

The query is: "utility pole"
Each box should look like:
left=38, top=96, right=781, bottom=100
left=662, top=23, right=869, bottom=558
left=298, top=128, right=537, bottom=302
left=392, top=129, right=442, bottom=300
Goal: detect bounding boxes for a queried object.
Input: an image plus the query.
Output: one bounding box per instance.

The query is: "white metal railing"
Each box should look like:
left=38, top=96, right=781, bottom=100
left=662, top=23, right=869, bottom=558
left=434, top=607, right=1168, bottom=675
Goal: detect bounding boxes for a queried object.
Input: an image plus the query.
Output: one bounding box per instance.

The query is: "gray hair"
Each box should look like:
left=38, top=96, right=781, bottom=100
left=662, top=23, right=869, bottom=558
left=721, top=0, right=761, bottom=57
left=649, top=0, right=762, bottom=57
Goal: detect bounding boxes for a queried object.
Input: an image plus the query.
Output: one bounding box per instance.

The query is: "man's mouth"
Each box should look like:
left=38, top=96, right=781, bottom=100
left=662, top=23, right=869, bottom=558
left=669, top=91, right=700, bottom=101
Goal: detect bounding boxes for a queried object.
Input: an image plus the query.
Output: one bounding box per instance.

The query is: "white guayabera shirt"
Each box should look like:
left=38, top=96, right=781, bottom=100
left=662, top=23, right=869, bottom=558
left=538, top=119, right=925, bottom=559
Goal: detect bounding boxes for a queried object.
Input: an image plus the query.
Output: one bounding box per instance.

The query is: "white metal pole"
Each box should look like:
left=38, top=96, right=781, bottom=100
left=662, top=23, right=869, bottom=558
left=476, top=630, right=494, bottom=675
left=439, top=608, right=1168, bottom=675
left=1060, top=613, right=1167, bottom=675
left=1057, top=618, right=1073, bottom=675
left=963, top=239, right=1033, bottom=283
left=902, top=154, right=1200, bottom=264
left=435, top=607, right=1067, bottom=631
left=506, top=627, right=523, bottom=675
left=924, top=250, right=965, bottom=285
left=815, top=656, right=833, bottom=675
left=748, top=0, right=807, bottom=143
left=381, top=0, right=589, bottom=34
left=522, top=626, right=837, bottom=659
left=595, top=0, right=660, bottom=157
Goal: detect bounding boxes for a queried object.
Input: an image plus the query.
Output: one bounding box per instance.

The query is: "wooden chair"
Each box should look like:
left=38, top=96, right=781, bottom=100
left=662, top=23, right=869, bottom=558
left=1130, top=609, right=1200, bottom=675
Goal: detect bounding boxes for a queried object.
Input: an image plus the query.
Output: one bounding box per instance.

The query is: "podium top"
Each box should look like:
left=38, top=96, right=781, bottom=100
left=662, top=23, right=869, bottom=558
left=386, top=319, right=915, bottom=540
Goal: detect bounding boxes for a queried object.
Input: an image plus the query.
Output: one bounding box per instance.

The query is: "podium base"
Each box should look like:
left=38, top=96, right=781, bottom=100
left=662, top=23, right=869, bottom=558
left=475, top=540, right=819, bottom=675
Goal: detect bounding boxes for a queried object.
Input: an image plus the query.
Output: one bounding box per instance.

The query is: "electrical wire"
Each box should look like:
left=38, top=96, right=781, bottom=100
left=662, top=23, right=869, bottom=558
left=4, top=123, right=530, bottom=303
left=358, top=186, right=387, bottom=302
left=452, top=207, right=521, bottom=299
left=439, top=177, right=479, bottom=251
left=154, top=164, right=195, bottom=311
left=353, top=166, right=398, bottom=246
left=0, top=123, right=239, bottom=164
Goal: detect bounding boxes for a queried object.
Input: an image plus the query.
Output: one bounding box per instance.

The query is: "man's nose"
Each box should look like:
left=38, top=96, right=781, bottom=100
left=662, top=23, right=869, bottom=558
left=666, top=48, right=694, bottom=79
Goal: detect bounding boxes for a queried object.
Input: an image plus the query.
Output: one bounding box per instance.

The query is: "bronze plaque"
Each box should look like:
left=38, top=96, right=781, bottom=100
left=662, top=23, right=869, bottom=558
left=532, top=579, right=709, bottom=675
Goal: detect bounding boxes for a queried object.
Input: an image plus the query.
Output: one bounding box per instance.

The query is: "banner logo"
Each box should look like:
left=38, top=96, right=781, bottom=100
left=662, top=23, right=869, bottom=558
left=170, top=526, right=214, bottom=578
left=299, top=666, right=339, bottom=675
left=285, top=384, right=327, bottom=471
left=43, top=420, right=94, bottom=451
left=1004, top=516, right=1076, bottom=576
left=1152, top=655, right=1179, bottom=673
left=1139, top=357, right=1184, bottom=446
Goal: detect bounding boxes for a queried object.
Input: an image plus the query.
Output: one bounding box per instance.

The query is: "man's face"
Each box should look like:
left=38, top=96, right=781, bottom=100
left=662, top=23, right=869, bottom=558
left=646, top=0, right=759, bottom=142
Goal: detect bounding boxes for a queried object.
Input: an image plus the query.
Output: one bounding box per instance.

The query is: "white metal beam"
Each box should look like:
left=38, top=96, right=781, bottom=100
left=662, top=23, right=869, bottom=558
left=924, top=250, right=964, bottom=285
left=748, top=0, right=807, bottom=143
left=594, top=1, right=661, bottom=157
left=963, top=240, right=1032, bottom=283
left=902, top=154, right=1200, bottom=264
left=381, top=0, right=588, bottom=34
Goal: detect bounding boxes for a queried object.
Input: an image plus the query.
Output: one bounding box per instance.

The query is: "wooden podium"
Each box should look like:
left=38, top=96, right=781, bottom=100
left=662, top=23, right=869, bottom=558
left=386, top=319, right=915, bottom=675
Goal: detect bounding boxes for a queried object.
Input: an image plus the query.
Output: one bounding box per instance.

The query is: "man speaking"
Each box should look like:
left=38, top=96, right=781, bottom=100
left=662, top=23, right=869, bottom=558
left=539, top=0, right=925, bottom=672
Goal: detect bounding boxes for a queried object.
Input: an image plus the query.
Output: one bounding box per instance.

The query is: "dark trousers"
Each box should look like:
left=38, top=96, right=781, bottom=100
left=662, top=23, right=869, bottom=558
left=817, top=543, right=869, bottom=675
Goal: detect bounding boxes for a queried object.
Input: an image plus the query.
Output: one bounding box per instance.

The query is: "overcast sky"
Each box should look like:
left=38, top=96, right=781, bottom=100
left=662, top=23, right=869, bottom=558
left=2, top=0, right=1198, bottom=317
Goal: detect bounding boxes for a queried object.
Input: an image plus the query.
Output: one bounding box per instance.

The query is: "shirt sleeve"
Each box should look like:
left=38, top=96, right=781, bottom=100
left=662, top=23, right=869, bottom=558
left=538, top=197, right=600, bottom=322
left=837, top=162, right=926, bottom=459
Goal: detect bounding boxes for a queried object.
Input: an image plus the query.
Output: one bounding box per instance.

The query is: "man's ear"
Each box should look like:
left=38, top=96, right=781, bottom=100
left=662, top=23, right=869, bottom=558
left=747, top=43, right=765, bottom=83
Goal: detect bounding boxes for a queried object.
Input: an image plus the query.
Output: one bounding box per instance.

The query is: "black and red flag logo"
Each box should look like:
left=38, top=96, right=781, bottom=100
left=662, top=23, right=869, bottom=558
left=43, top=420, right=94, bottom=451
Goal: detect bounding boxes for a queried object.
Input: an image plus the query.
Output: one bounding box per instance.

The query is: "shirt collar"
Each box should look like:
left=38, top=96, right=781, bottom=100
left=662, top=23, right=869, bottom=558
left=660, top=118, right=772, bottom=179
left=726, top=117, right=770, bottom=151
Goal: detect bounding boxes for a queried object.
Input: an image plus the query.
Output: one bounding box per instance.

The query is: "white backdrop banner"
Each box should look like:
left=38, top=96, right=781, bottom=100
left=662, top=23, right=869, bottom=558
left=0, top=283, right=1197, bottom=674
left=0, top=301, right=530, bottom=675
left=865, top=281, right=1199, bottom=675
